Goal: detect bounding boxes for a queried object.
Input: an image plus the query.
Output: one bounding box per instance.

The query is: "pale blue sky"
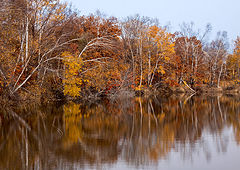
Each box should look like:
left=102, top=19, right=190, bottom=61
left=67, top=0, right=240, bottom=43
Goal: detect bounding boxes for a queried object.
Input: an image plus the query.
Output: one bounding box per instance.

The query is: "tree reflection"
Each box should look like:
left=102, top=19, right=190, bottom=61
left=0, top=95, right=240, bottom=169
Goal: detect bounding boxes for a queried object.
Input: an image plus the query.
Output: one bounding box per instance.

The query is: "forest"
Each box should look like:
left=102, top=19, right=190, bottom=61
left=1, top=0, right=240, bottom=101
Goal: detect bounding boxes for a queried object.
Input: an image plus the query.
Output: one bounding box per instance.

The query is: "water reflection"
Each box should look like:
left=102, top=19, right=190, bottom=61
left=0, top=94, right=240, bottom=169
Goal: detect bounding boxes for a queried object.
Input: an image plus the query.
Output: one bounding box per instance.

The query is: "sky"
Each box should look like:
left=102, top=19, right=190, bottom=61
left=67, top=0, right=240, bottom=45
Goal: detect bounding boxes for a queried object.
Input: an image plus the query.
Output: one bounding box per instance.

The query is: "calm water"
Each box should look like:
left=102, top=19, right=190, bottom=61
left=0, top=94, right=240, bottom=170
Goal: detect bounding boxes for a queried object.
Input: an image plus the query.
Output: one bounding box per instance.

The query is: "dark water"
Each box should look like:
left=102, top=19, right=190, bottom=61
left=1, top=94, right=240, bottom=170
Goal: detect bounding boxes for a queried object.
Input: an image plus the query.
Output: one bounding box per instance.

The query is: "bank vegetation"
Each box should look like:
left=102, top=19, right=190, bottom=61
left=1, top=0, right=240, bottom=102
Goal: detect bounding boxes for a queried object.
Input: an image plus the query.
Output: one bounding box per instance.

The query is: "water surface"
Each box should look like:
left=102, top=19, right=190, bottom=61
left=0, top=94, right=240, bottom=169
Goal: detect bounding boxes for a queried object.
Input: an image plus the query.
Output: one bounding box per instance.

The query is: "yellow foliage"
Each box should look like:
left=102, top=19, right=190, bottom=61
left=135, top=86, right=143, bottom=91
left=62, top=52, right=83, bottom=97
left=158, top=65, right=165, bottom=74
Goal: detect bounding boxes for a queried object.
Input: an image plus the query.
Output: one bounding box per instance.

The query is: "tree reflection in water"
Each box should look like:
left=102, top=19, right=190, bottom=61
left=0, top=94, right=240, bottom=169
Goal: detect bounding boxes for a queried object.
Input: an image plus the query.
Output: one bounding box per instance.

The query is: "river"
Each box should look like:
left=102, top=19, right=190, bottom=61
left=0, top=94, right=240, bottom=169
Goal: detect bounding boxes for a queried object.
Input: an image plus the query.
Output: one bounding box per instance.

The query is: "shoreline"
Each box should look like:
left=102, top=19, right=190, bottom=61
left=1, top=85, right=240, bottom=105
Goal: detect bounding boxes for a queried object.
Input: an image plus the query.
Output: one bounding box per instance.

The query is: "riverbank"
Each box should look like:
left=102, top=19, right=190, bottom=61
left=134, top=84, right=240, bottom=97
left=1, top=83, right=240, bottom=105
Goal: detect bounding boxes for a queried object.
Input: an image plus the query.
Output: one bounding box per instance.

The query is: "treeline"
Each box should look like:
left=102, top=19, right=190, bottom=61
left=0, top=0, right=240, bottom=100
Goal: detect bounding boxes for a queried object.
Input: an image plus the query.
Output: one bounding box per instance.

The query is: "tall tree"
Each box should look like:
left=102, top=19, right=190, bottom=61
left=204, top=31, right=229, bottom=87
left=0, top=0, right=76, bottom=97
left=174, top=36, right=205, bottom=87
left=62, top=15, right=124, bottom=97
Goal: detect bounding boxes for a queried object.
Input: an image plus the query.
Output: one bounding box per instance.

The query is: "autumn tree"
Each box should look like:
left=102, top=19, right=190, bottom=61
left=226, top=37, right=240, bottom=82
left=61, top=14, right=124, bottom=98
left=121, top=15, right=151, bottom=89
left=144, top=25, right=175, bottom=87
left=0, top=0, right=75, bottom=98
left=171, top=22, right=212, bottom=88
left=204, top=31, right=229, bottom=87
left=121, top=15, right=175, bottom=89
left=174, top=36, right=206, bottom=87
